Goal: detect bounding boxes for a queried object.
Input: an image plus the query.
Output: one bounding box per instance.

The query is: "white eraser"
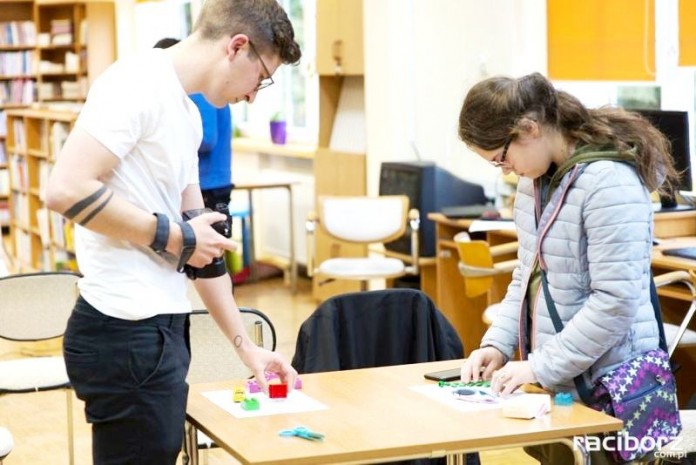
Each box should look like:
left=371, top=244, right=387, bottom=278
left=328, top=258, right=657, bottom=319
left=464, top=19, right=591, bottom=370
left=501, top=393, right=551, bottom=419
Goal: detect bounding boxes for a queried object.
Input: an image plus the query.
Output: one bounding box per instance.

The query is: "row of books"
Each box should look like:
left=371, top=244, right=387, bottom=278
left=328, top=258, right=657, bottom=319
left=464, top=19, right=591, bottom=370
left=50, top=19, right=73, bottom=46
left=0, top=169, right=8, bottom=196
left=37, top=78, right=86, bottom=101
left=0, top=79, right=35, bottom=105
left=0, top=51, right=35, bottom=76
left=0, top=21, right=37, bottom=47
left=9, top=156, right=27, bottom=191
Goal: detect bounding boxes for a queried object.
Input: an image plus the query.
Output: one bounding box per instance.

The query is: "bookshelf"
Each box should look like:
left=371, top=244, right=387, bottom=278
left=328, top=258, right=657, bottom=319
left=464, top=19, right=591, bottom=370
left=6, top=107, right=77, bottom=271
left=0, top=0, right=114, bottom=228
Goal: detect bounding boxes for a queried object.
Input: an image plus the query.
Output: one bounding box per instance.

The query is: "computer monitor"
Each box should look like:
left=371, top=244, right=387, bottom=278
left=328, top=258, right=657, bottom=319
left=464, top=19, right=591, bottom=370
left=634, top=109, right=693, bottom=211
left=379, top=161, right=488, bottom=257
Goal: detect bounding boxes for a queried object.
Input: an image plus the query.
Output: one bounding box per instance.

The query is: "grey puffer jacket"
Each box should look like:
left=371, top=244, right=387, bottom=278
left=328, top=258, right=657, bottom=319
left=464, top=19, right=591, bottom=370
left=480, top=159, right=661, bottom=397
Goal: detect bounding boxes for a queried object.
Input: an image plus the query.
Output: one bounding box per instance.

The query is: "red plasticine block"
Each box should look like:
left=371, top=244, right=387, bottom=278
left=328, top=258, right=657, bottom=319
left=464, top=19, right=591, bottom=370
left=268, top=383, right=288, bottom=399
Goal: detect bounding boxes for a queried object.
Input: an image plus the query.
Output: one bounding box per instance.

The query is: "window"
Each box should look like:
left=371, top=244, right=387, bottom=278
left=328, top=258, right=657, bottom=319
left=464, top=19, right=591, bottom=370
left=232, top=0, right=318, bottom=144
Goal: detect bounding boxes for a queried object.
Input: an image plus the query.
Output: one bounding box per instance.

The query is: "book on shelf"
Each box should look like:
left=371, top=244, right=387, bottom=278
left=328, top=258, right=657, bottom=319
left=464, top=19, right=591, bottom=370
left=49, top=210, right=66, bottom=248
left=13, top=228, right=31, bottom=267
left=50, top=122, right=70, bottom=159
left=11, top=192, right=27, bottom=228
left=53, top=249, right=78, bottom=272
left=0, top=199, right=9, bottom=227
left=0, top=169, right=8, bottom=196
left=9, top=155, right=28, bottom=191
left=38, top=160, right=50, bottom=201
left=0, top=21, right=36, bottom=47
left=11, top=119, right=26, bottom=152
left=37, top=207, right=51, bottom=247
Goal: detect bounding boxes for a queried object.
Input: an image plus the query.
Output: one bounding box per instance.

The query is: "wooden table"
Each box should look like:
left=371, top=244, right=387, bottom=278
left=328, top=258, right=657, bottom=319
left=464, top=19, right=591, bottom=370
left=184, top=360, right=621, bottom=465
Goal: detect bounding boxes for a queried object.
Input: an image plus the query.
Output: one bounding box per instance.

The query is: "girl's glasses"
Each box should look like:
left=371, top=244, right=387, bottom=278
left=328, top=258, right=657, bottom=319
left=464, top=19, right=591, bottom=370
left=490, top=138, right=511, bottom=167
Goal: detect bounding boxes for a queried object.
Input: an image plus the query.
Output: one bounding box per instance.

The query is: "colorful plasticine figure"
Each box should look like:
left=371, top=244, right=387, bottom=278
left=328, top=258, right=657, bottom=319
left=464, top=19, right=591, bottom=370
left=268, top=383, right=288, bottom=399
left=246, top=375, right=302, bottom=393
left=232, top=387, right=245, bottom=403
left=241, top=398, right=260, bottom=411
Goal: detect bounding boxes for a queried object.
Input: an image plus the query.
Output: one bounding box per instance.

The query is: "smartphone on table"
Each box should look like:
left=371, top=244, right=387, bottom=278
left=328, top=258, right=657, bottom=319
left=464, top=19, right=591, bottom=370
left=423, top=368, right=461, bottom=382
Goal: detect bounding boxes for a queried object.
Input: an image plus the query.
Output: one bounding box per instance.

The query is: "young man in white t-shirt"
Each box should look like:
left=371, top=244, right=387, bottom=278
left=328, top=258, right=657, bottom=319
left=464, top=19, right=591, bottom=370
left=45, top=1, right=301, bottom=463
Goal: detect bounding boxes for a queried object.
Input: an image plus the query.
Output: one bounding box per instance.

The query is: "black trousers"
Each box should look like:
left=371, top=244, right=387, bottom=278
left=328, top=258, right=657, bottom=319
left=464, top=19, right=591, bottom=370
left=63, top=296, right=190, bottom=465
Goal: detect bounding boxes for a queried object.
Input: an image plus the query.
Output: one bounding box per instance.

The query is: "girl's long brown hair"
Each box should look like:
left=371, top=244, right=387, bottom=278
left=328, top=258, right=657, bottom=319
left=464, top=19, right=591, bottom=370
left=458, top=72, right=680, bottom=194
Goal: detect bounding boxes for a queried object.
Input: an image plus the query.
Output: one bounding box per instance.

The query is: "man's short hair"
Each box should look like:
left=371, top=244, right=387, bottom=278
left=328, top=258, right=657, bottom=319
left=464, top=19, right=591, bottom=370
left=193, top=0, right=301, bottom=65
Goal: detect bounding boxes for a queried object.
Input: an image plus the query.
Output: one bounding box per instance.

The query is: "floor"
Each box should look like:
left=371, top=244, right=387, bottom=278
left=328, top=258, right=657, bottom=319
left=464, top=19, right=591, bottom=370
left=0, top=275, right=536, bottom=465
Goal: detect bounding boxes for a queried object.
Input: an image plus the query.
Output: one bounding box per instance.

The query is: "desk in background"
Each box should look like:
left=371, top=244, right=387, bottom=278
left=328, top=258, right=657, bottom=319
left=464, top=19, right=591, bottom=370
left=184, top=359, right=621, bottom=465
left=651, top=234, right=696, bottom=408
left=426, top=213, right=516, bottom=354
left=233, top=181, right=299, bottom=294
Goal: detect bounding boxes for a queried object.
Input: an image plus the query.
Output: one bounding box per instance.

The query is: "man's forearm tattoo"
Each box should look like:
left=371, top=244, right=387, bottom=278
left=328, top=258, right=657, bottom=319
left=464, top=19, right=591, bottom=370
left=234, top=335, right=243, bottom=348
left=79, top=191, right=114, bottom=226
left=63, top=185, right=113, bottom=226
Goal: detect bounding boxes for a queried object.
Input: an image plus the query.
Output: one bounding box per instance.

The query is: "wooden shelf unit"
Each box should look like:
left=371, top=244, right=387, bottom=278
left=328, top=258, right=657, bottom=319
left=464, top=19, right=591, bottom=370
left=0, top=0, right=114, bottom=234
left=6, top=107, right=77, bottom=271
left=312, top=0, right=367, bottom=301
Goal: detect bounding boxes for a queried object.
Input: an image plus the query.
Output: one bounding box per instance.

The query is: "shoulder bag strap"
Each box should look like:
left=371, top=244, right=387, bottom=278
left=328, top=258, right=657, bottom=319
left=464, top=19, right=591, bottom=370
left=540, top=271, right=594, bottom=404
left=541, top=270, right=670, bottom=404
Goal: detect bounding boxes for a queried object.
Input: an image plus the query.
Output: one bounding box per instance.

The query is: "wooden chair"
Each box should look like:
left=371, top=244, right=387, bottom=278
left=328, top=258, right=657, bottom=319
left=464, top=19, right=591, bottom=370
left=643, top=270, right=696, bottom=464
left=0, top=271, right=81, bottom=465
left=653, top=270, right=696, bottom=357
left=454, top=231, right=518, bottom=325
left=306, top=195, right=420, bottom=291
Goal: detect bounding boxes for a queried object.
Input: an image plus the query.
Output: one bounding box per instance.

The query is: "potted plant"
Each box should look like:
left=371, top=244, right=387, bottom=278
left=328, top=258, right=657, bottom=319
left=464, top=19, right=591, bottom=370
left=269, top=111, right=287, bottom=145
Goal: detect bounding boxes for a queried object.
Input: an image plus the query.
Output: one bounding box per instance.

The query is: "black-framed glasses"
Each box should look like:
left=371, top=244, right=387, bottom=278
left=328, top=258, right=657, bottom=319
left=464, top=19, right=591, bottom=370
left=248, top=40, right=274, bottom=92
left=490, top=138, right=511, bottom=167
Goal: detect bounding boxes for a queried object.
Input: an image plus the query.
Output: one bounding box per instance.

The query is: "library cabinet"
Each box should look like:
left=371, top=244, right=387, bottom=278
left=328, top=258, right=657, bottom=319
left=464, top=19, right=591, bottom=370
left=312, top=0, right=367, bottom=300
left=6, top=107, right=77, bottom=271
left=316, top=0, right=364, bottom=75
left=0, top=0, right=115, bottom=230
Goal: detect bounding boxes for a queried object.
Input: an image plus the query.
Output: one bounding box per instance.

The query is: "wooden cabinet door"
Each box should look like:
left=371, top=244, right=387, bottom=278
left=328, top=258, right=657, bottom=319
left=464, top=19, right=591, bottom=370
left=316, top=0, right=364, bottom=75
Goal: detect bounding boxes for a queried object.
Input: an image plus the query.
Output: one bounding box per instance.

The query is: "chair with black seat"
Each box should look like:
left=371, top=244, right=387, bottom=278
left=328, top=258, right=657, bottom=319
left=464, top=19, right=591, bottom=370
left=0, top=271, right=81, bottom=465
left=291, top=288, right=480, bottom=465
left=181, top=284, right=277, bottom=464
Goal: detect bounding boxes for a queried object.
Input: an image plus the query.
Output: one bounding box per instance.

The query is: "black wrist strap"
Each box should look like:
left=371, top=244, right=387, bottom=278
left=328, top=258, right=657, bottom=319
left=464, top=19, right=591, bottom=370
left=149, top=213, right=170, bottom=254
left=176, top=221, right=196, bottom=272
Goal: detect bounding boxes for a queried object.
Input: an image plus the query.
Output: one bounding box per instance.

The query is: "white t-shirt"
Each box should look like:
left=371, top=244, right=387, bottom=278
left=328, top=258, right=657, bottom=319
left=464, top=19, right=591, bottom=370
left=74, top=48, right=202, bottom=320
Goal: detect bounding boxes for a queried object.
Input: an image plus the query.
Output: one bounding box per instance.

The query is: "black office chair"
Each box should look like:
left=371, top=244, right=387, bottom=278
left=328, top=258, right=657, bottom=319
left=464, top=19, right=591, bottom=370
left=291, top=288, right=480, bottom=465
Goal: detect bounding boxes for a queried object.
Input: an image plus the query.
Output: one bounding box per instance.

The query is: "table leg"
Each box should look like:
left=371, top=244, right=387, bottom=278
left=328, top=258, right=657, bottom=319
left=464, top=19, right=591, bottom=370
left=182, top=421, right=199, bottom=465
left=246, top=189, right=257, bottom=282
left=558, top=437, right=589, bottom=465
left=286, top=185, right=297, bottom=294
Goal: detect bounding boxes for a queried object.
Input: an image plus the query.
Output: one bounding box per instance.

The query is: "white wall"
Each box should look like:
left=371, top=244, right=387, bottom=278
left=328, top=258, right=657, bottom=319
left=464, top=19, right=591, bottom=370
left=112, top=0, right=694, bottom=266
left=364, top=0, right=547, bottom=199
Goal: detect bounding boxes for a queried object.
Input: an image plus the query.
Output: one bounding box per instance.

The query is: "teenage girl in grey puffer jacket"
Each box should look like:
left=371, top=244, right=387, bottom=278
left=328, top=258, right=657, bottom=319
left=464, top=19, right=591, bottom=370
left=457, top=72, right=680, bottom=465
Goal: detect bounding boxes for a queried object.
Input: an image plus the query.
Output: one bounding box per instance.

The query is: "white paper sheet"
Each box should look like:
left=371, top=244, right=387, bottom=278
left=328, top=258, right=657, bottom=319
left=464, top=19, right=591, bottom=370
left=202, top=389, right=329, bottom=418
left=411, top=384, right=513, bottom=413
